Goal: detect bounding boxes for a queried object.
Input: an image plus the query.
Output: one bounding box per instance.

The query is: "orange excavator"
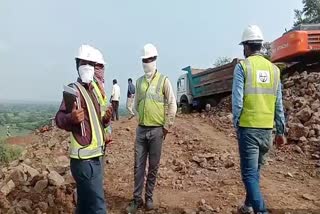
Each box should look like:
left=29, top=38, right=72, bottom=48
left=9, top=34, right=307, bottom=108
left=271, top=24, right=320, bottom=74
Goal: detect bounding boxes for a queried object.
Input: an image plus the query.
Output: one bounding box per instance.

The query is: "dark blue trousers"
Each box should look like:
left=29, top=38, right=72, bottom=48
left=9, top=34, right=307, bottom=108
left=70, top=157, right=107, bottom=214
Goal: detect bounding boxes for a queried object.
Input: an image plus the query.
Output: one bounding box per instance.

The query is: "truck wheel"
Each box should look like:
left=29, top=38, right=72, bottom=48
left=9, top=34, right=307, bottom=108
left=181, top=102, right=191, bottom=114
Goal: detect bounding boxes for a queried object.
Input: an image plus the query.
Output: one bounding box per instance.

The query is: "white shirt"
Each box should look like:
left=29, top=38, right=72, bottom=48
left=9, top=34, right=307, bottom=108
left=111, top=84, right=121, bottom=101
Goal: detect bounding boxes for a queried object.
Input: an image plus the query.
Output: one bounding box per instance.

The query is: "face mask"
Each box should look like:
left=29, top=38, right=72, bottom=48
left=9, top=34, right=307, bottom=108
left=143, top=61, right=156, bottom=81
left=78, top=65, right=94, bottom=83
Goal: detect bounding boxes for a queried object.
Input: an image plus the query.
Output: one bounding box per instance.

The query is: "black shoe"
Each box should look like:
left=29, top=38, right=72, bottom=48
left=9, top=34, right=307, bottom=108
left=237, top=205, right=253, bottom=214
left=145, top=198, right=154, bottom=211
left=126, top=199, right=143, bottom=214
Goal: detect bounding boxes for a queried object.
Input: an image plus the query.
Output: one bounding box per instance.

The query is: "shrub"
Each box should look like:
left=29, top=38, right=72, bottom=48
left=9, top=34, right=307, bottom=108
left=0, top=139, right=22, bottom=164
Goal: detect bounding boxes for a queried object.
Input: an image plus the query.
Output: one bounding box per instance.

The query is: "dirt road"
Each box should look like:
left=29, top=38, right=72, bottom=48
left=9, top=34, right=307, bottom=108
left=104, top=115, right=320, bottom=213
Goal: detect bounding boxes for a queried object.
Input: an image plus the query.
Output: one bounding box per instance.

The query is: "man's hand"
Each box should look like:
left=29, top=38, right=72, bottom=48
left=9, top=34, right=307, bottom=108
left=163, top=128, right=169, bottom=140
left=104, top=106, right=113, bottom=121
left=105, top=134, right=113, bottom=145
left=71, top=102, right=84, bottom=124
left=274, top=135, right=287, bottom=148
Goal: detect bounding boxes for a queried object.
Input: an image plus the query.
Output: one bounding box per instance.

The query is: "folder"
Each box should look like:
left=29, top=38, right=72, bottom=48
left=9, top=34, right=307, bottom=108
left=63, top=85, right=86, bottom=137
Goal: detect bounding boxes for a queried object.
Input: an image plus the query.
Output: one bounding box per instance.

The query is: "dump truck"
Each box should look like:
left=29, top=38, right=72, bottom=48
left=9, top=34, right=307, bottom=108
left=271, top=23, right=320, bottom=73
left=177, top=58, right=240, bottom=113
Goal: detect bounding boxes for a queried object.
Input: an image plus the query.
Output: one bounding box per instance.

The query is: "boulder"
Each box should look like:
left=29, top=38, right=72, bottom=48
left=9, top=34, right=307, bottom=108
left=48, top=170, right=65, bottom=186
left=287, top=123, right=309, bottom=141
left=34, top=179, right=48, bottom=193
left=296, top=106, right=313, bottom=123
left=0, top=180, right=15, bottom=196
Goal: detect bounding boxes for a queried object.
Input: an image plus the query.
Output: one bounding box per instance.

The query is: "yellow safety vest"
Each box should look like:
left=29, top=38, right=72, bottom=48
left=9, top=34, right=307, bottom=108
left=137, top=71, right=167, bottom=126
left=69, top=82, right=105, bottom=159
left=239, top=55, right=280, bottom=128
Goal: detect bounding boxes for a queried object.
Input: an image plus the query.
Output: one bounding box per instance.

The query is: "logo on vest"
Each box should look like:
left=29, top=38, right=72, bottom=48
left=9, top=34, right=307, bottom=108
left=257, top=70, right=270, bottom=84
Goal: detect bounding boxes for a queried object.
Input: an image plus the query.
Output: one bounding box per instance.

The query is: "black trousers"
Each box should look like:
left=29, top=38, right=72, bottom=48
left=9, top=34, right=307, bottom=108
left=111, top=100, right=119, bottom=121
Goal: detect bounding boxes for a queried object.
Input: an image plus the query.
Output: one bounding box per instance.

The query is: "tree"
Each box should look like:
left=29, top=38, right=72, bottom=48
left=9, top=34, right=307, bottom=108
left=262, top=42, right=272, bottom=59
left=214, top=57, right=232, bottom=67
left=294, top=0, right=320, bottom=26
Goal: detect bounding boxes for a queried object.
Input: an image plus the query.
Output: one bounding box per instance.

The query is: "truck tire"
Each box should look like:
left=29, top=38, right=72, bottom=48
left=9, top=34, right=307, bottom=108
left=181, top=102, right=191, bottom=114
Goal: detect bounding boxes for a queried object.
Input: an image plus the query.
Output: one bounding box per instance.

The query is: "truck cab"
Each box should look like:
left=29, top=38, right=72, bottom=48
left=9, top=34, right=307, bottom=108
left=177, top=73, right=193, bottom=113
left=176, top=59, right=239, bottom=113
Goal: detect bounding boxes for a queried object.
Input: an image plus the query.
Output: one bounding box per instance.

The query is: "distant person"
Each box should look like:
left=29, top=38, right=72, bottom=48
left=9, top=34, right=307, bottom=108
left=127, top=78, right=135, bottom=119
left=110, top=79, right=120, bottom=121
left=55, top=44, right=112, bottom=214
left=6, top=126, right=11, bottom=137
left=232, top=25, right=286, bottom=214
left=126, top=43, right=177, bottom=213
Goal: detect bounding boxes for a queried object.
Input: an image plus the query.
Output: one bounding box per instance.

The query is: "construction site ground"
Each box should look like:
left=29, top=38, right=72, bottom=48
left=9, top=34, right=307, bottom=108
left=1, top=113, right=320, bottom=214
left=104, top=115, right=320, bottom=213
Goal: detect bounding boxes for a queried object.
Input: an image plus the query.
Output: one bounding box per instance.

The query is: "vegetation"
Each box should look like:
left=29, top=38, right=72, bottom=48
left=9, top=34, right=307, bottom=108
left=0, top=138, right=22, bottom=164
left=262, top=42, right=272, bottom=59
left=214, top=57, right=232, bottom=67
left=294, top=0, right=320, bottom=26
left=0, top=103, right=58, bottom=137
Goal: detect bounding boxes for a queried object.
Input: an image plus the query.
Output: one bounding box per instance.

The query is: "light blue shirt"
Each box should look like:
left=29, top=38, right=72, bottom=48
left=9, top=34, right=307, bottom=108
left=231, top=63, right=285, bottom=135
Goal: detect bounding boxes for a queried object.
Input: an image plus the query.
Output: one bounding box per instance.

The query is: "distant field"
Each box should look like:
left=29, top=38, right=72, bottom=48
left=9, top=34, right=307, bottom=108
left=0, top=102, right=128, bottom=138
left=0, top=126, right=31, bottom=138
left=0, top=102, right=58, bottom=138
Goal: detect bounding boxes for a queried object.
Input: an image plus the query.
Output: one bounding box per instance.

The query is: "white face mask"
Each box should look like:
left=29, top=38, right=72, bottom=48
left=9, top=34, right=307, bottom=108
left=78, top=65, right=94, bottom=83
left=143, top=61, right=156, bottom=81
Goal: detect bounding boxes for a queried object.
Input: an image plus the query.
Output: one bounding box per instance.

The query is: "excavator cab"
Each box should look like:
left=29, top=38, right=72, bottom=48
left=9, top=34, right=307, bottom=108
left=271, top=24, right=320, bottom=73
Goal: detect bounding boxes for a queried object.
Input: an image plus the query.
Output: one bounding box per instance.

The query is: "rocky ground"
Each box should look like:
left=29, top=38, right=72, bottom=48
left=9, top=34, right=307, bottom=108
left=0, top=114, right=319, bottom=214
left=0, top=71, right=320, bottom=214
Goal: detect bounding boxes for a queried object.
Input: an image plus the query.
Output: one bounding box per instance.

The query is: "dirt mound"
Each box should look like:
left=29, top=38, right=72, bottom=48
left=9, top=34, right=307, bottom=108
left=282, top=71, right=320, bottom=155
left=198, top=71, right=320, bottom=155
left=0, top=128, right=75, bottom=213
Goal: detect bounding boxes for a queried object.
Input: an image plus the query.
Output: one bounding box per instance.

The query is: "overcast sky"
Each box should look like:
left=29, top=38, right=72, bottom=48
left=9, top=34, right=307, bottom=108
left=0, top=0, right=302, bottom=104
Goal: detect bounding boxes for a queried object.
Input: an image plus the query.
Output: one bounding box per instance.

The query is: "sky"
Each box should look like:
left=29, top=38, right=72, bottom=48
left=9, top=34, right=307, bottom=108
left=0, top=0, right=302, bottom=104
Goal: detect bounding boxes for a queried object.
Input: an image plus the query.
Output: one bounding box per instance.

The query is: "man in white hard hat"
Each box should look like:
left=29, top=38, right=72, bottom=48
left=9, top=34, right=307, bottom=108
left=126, top=43, right=177, bottom=213
left=232, top=25, right=286, bottom=214
left=55, top=44, right=112, bottom=214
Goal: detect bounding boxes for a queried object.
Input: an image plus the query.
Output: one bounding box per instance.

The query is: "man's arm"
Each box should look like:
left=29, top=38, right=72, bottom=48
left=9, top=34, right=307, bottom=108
left=232, top=64, right=245, bottom=129
left=55, top=100, right=74, bottom=132
left=163, top=78, right=177, bottom=130
left=275, top=82, right=285, bottom=135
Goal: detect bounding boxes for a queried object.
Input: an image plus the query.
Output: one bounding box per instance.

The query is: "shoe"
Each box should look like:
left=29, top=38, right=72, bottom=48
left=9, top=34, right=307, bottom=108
left=126, top=199, right=143, bottom=214
left=128, top=115, right=135, bottom=120
left=145, top=198, right=154, bottom=211
left=238, top=205, right=253, bottom=214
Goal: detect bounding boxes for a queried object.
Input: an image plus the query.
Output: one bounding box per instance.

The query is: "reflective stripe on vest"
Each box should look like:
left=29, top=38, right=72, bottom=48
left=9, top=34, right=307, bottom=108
left=69, top=82, right=104, bottom=159
left=92, top=81, right=108, bottom=116
left=239, top=55, right=280, bottom=128
left=137, top=72, right=166, bottom=126
left=92, top=81, right=112, bottom=134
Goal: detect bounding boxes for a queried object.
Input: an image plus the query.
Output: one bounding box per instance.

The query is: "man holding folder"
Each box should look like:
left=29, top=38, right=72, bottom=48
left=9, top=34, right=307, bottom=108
left=55, top=44, right=112, bottom=214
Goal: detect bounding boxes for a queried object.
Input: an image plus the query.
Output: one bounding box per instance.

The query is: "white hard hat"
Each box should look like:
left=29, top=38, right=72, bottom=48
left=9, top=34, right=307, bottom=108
left=239, top=25, right=264, bottom=45
left=94, top=48, right=106, bottom=65
left=141, top=43, right=158, bottom=59
left=75, top=44, right=105, bottom=64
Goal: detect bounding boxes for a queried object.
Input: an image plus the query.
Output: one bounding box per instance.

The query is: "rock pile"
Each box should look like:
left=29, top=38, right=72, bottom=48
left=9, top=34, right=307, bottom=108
left=200, top=96, right=234, bottom=132
left=283, top=71, right=320, bottom=149
left=200, top=71, right=320, bottom=154
left=0, top=128, right=75, bottom=214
